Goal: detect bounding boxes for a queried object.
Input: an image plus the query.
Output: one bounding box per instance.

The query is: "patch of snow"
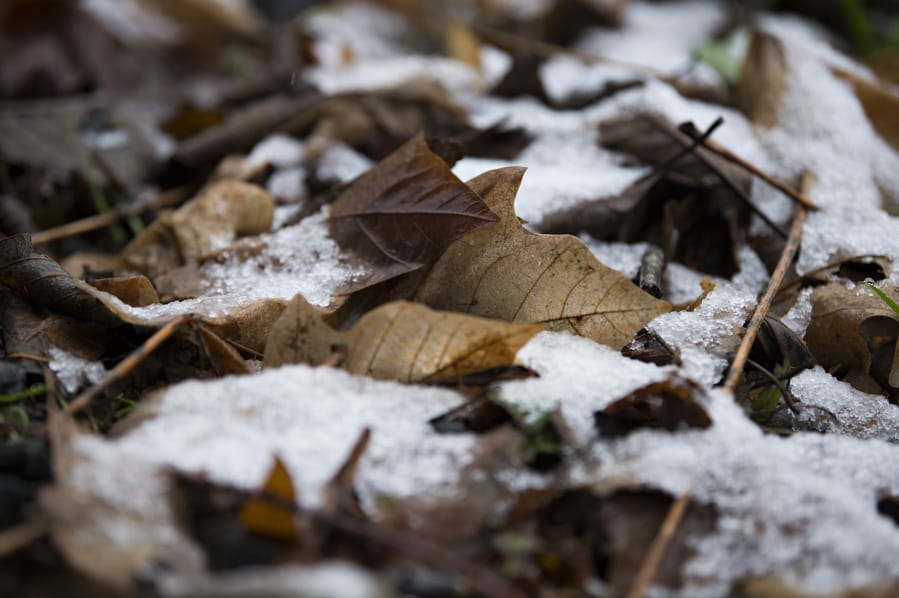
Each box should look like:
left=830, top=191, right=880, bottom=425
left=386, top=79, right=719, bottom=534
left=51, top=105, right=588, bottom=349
left=749, top=19, right=899, bottom=277
left=576, top=1, right=726, bottom=74
left=75, top=365, right=472, bottom=516
left=113, top=211, right=363, bottom=322
left=454, top=132, right=648, bottom=226
left=592, top=394, right=899, bottom=596
left=316, top=141, right=373, bottom=183
left=499, top=332, right=672, bottom=444
left=648, top=284, right=754, bottom=386
left=161, top=562, right=390, bottom=598
left=581, top=238, right=648, bottom=279
left=781, top=286, right=814, bottom=337
left=267, top=166, right=308, bottom=205
left=480, top=44, right=513, bottom=88
left=246, top=134, right=306, bottom=169
left=540, top=56, right=646, bottom=106
left=791, top=367, right=899, bottom=442
left=48, top=347, right=107, bottom=393
left=306, top=56, right=483, bottom=96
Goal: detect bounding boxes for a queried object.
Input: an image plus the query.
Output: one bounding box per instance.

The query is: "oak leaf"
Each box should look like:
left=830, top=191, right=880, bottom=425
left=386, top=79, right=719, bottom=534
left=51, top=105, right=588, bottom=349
left=410, top=167, right=672, bottom=349
left=264, top=295, right=543, bottom=383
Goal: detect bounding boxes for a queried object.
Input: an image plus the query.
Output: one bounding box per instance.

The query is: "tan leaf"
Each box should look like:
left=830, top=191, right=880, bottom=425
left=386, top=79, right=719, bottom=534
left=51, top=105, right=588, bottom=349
left=806, top=283, right=899, bottom=395
left=89, top=275, right=160, bottom=307
left=122, top=180, right=274, bottom=273
left=445, top=21, right=481, bottom=71
left=264, top=295, right=544, bottom=384
left=738, top=30, right=788, bottom=127
left=411, top=167, right=672, bottom=349
left=833, top=67, right=899, bottom=154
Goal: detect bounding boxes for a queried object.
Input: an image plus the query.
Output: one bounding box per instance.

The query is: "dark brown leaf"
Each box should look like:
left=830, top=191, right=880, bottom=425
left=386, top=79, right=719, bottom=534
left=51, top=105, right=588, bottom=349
left=328, top=132, right=497, bottom=291
left=594, top=375, right=712, bottom=437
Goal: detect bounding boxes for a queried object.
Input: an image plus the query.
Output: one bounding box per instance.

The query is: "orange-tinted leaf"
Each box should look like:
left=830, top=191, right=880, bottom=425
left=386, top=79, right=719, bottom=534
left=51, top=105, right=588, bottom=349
left=239, top=457, right=298, bottom=542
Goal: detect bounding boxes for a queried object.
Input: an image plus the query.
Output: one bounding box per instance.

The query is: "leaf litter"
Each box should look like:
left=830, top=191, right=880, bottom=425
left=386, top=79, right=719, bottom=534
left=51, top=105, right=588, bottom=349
left=3, top=1, right=899, bottom=597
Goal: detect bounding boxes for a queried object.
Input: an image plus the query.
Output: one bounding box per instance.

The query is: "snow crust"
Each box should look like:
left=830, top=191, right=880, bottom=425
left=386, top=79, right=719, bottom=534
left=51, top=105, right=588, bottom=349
left=48, top=347, right=107, bottom=393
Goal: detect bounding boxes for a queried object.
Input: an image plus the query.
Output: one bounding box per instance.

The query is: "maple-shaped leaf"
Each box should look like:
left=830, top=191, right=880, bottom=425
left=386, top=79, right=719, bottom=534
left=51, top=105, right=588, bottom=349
left=410, top=167, right=672, bottom=349
left=264, top=295, right=543, bottom=383
left=328, top=132, right=497, bottom=291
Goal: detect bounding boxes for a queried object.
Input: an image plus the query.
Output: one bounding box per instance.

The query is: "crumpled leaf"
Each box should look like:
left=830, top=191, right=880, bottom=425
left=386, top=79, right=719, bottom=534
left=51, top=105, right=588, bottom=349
left=832, top=66, right=899, bottom=153
left=805, top=282, right=899, bottom=397
left=264, top=295, right=543, bottom=383
left=410, top=167, right=671, bottom=349
left=122, top=180, right=274, bottom=274
left=594, top=375, right=711, bottom=437
left=738, top=30, right=788, bottom=127
left=239, top=456, right=298, bottom=542
left=328, top=132, right=497, bottom=291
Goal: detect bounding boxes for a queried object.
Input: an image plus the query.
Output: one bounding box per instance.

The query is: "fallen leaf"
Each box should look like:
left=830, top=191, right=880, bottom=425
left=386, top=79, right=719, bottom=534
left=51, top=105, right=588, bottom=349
left=89, top=275, right=160, bottom=307
left=122, top=180, right=274, bottom=273
left=328, top=133, right=497, bottom=291
left=805, top=283, right=899, bottom=397
left=0, top=233, right=125, bottom=326
left=444, top=21, right=481, bottom=71
left=411, top=167, right=671, bottom=349
left=264, top=295, right=544, bottom=384
left=239, top=456, right=298, bottom=542
left=594, top=375, right=712, bottom=437
left=832, top=67, right=899, bottom=153
left=738, top=30, right=788, bottom=127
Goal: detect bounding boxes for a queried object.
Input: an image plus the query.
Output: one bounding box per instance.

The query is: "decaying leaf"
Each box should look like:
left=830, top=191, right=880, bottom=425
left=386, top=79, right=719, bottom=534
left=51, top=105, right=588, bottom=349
left=264, top=295, right=544, bottom=383
left=738, top=30, right=788, bottom=127
left=594, top=375, right=712, bottom=437
left=239, top=456, right=298, bottom=542
left=805, top=283, right=899, bottom=397
left=832, top=67, right=899, bottom=153
left=411, top=167, right=671, bottom=349
left=122, top=180, right=274, bottom=274
left=328, top=133, right=497, bottom=291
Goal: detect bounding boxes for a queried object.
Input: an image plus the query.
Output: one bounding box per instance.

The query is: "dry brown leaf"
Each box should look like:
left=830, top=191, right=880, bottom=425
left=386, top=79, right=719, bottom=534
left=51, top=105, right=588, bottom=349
left=411, top=167, right=671, bottom=349
left=89, top=275, right=160, bottom=307
left=122, top=180, right=273, bottom=273
left=264, top=295, right=544, bottom=383
left=738, top=30, right=788, bottom=127
left=805, top=283, right=899, bottom=395
left=833, top=67, right=899, bottom=154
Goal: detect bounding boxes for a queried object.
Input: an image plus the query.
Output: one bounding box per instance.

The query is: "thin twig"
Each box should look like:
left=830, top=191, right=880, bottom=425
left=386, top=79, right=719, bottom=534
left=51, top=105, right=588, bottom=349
left=651, top=118, right=789, bottom=239
left=745, top=357, right=800, bottom=413
left=723, top=172, right=813, bottom=391
left=626, top=489, right=693, bottom=598
left=0, top=518, right=49, bottom=558
left=65, top=315, right=193, bottom=415
left=677, top=123, right=819, bottom=211
left=30, top=187, right=186, bottom=245
left=2, top=353, right=50, bottom=363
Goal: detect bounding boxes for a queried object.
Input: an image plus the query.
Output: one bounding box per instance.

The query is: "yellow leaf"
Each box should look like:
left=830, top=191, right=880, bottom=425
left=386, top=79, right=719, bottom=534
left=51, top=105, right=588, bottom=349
left=239, top=457, right=298, bottom=542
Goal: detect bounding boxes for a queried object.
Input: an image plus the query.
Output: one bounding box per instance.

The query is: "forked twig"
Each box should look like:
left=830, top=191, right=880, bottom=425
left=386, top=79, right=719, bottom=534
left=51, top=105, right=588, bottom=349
left=65, top=315, right=194, bottom=415
left=723, top=172, right=814, bottom=391
left=625, top=489, right=693, bottom=598
left=677, top=123, right=819, bottom=211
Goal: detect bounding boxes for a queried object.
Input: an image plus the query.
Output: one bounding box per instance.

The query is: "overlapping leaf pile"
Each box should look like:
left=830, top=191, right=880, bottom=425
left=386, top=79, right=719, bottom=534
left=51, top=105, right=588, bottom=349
left=2, top=1, right=899, bottom=597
